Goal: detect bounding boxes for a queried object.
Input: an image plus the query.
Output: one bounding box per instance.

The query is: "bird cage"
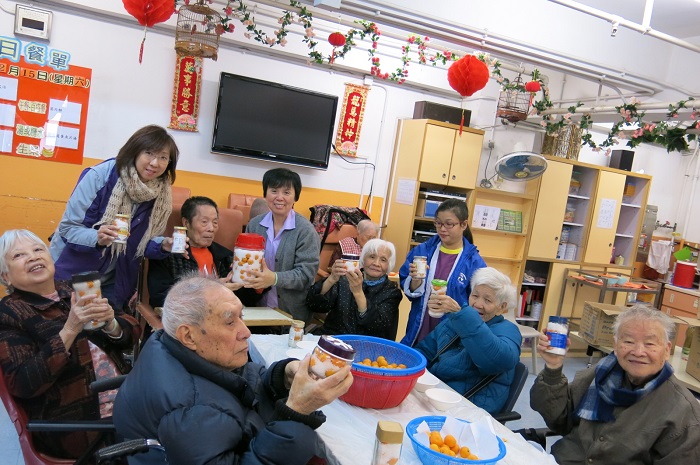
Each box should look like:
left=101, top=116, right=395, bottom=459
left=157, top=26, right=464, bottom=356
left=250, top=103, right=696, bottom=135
left=175, top=1, right=222, bottom=61
left=496, top=75, right=530, bottom=123
left=541, top=124, right=582, bottom=160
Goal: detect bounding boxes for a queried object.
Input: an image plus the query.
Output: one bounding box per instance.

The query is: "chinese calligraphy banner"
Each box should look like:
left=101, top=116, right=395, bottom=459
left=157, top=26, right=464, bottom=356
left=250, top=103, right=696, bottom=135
left=168, top=55, right=202, bottom=132
left=0, top=37, right=91, bottom=164
left=334, top=83, right=370, bottom=157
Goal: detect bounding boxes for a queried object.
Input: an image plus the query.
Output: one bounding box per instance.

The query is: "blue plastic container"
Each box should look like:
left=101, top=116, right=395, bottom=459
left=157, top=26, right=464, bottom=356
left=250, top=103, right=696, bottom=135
left=407, top=416, right=507, bottom=465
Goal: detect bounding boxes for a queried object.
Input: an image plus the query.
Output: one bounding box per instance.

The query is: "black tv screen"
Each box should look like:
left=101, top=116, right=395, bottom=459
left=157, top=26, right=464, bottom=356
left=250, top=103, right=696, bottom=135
left=212, top=73, right=339, bottom=170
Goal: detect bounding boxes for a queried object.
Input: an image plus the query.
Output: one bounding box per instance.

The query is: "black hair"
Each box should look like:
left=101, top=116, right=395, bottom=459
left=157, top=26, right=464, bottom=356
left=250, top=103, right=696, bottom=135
left=436, top=198, right=474, bottom=244
left=181, top=196, right=218, bottom=223
left=115, top=125, right=179, bottom=183
left=262, top=168, right=302, bottom=201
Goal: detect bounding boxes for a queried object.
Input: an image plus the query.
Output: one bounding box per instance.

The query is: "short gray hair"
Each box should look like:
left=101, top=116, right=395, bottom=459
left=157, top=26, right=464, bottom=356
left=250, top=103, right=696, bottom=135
left=613, top=304, right=676, bottom=344
left=0, top=229, right=49, bottom=289
left=470, top=267, right=517, bottom=313
left=360, top=238, right=396, bottom=273
left=161, top=274, right=227, bottom=337
left=357, top=219, right=380, bottom=236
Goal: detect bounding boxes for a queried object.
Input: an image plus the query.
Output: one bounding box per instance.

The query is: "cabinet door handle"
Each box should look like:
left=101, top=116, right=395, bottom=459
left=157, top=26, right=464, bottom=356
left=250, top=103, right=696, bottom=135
left=608, top=243, right=613, bottom=247
left=451, top=175, right=456, bottom=180
left=442, top=173, right=447, bottom=178
left=555, top=236, right=559, bottom=241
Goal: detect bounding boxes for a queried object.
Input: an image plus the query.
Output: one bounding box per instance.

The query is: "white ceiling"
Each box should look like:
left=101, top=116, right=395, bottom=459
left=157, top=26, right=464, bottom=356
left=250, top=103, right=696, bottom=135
left=574, top=0, right=700, bottom=39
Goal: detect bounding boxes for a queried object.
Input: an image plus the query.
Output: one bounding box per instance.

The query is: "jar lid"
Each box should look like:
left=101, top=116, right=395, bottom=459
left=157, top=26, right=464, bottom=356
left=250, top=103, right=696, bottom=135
left=548, top=316, right=568, bottom=325
left=341, top=253, right=360, bottom=260
left=376, top=420, right=404, bottom=444
left=318, top=335, right=356, bottom=360
left=174, top=226, right=187, bottom=231
left=72, top=271, right=101, bottom=283
left=414, top=255, right=427, bottom=259
left=235, top=233, right=265, bottom=250
left=431, top=279, right=448, bottom=287
left=291, top=319, right=305, bottom=329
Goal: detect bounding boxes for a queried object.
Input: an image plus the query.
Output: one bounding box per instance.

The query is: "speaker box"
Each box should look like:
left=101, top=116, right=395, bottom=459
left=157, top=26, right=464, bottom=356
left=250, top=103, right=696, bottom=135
left=610, top=150, right=635, bottom=171
left=413, top=101, right=470, bottom=127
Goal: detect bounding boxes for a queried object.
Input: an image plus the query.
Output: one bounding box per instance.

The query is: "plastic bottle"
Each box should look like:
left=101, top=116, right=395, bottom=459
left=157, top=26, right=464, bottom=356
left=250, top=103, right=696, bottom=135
left=371, top=421, right=403, bottom=465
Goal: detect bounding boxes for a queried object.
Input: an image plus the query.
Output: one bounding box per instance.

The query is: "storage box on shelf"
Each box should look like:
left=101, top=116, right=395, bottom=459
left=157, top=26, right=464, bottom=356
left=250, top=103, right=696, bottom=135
left=661, top=284, right=700, bottom=346
left=382, top=119, right=484, bottom=269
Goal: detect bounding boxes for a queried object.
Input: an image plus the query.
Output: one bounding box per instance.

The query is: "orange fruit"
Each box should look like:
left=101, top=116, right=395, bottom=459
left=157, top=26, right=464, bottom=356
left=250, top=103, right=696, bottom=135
left=371, top=361, right=379, bottom=367
left=439, top=445, right=451, bottom=455
left=444, top=434, right=457, bottom=448
left=362, top=358, right=372, bottom=365
left=459, top=446, right=471, bottom=458
left=429, top=444, right=439, bottom=452
left=398, top=364, right=406, bottom=369
left=429, top=431, right=443, bottom=447
left=468, top=454, right=479, bottom=460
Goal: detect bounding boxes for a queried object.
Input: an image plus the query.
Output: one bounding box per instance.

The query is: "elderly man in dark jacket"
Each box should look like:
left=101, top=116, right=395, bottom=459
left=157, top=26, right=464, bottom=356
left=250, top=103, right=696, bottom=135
left=113, top=275, right=353, bottom=465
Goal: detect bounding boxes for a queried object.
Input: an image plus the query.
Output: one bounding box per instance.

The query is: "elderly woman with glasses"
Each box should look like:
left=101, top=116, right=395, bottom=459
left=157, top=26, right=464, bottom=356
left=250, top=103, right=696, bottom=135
left=49, top=125, right=180, bottom=312
left=0, top=229, right=139, bottom=459
left=399, top=198, right=486, bottom=347
left=531, top=304, right=700, bottom=465
left=307, top=238, right=403, bottom=340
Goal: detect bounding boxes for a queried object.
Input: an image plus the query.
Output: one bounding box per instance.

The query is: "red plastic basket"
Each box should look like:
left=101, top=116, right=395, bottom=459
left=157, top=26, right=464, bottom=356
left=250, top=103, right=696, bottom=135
left=341, top=367, right=425, bottom=409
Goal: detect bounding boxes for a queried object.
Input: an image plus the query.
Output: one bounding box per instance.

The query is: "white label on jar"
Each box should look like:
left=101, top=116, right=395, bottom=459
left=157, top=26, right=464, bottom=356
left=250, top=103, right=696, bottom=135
left=414, top=257, right=427, bottom=278
left=113, top=217, right=129, bottom=244
left=172, top=230, right=187, bottom=253
left=546, top=322, right=568, bottom=355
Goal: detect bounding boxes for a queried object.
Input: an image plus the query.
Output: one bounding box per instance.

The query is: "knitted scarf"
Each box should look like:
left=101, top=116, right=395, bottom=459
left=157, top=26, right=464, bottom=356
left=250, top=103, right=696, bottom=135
left=96, top=164, right=172, bottom=257
left=576, top=353, right=673, bottom=423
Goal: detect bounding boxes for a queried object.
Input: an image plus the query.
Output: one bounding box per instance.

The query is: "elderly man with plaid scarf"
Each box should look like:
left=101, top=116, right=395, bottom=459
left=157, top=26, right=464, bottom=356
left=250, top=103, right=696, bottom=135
left=531, top=304, right=700, bottom=465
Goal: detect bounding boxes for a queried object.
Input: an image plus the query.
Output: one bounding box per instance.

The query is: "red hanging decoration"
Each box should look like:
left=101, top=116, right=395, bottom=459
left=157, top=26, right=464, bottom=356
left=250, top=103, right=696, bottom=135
left=122, top=0, right=176, bottom=63
left=328, top=32, right=346, bottom=64
left=525, top=80, right=541, bottom=93
left=447, top=55, right=490, bottom=134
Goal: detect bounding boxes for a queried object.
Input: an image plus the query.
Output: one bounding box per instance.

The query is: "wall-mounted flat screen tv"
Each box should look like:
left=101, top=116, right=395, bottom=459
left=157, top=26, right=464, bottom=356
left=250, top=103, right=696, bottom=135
left=212, top=73, right=339, bottom=170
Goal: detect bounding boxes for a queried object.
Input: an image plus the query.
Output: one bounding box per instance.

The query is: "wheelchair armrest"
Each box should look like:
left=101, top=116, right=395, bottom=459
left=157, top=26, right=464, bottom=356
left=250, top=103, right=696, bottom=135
left=95, top=439, right=163, bottom=464
left=27, top=419, right=115, bottom=433
left=135, top=302, right=163, bottom=329
left=513, top=427, right=556, bottom=449
left=90, top=375, right=127, bottom=394
left=491, top=411, right=522, bottom=424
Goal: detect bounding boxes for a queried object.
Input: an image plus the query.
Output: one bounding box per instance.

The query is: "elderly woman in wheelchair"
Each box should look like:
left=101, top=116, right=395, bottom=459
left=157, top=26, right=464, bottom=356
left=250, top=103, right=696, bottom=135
left=0, top=229, right=139, bottom=459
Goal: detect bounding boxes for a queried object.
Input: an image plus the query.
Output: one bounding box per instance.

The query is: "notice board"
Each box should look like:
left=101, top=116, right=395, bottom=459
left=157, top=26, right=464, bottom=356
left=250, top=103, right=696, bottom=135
left=0, top=37, right=91, bottom=165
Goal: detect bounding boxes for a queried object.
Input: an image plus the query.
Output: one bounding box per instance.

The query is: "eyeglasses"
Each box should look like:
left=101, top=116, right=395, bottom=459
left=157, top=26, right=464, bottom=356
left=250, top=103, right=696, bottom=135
left=143, top=151, right=170, bottom=165
left=434, top=221, right=461, bottom=230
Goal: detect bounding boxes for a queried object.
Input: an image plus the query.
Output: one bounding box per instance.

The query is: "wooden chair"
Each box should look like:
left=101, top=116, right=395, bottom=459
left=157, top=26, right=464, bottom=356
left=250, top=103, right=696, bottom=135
left=505, top=305, right=541, bottom=373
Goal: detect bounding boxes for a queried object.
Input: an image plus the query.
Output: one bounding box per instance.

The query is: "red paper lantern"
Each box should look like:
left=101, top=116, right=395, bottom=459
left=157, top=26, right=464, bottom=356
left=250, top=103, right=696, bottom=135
left=122, top=0, right=176, bottom=63
left=525, top=80, right=541, bottom=93
left=447, top=55, right=490, bottom=97
left=122, top=0, right=175, bottom=27
left=328, top=32, right=347, bottom=47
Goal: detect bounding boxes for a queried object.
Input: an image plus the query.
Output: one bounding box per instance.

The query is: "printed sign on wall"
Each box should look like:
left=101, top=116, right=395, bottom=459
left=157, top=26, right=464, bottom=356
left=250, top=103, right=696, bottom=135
left=0, top=36, right=91, bottom=164
left=334, top=83, right=370, bottom=157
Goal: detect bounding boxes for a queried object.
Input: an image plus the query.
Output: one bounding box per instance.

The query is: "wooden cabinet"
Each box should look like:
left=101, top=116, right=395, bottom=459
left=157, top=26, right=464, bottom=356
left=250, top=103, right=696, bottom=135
left=521, top=157, right=651, bottom=331
left=583, top=170, right=626, bottom=264
left=418, top=124, right=481, bottom=189
left=382, top=119, right=484, bottom=267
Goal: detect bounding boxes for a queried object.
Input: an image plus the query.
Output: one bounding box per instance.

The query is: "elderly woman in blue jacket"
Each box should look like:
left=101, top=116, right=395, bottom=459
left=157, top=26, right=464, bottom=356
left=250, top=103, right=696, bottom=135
left=415, top=267, right=521, bottom=414
left=399, top=198, right=486, bottom=347
left=49, top=125, right=180, bottom=311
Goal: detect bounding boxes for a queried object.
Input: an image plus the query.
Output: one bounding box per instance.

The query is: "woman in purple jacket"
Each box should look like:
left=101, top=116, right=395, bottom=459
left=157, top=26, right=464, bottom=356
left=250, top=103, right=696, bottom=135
left=49, top=125, right=180, bottom=311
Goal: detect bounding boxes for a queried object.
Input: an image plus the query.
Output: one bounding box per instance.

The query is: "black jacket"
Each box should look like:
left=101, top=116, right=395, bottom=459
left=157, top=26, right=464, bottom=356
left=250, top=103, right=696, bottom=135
left=113, top=331, right=326, bottom=465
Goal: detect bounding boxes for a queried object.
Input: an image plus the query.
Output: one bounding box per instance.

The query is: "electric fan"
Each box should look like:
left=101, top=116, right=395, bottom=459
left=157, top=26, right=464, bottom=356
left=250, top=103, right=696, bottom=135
left=493, top=151, right=548, bottom=182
